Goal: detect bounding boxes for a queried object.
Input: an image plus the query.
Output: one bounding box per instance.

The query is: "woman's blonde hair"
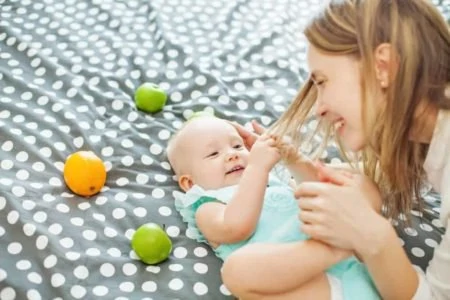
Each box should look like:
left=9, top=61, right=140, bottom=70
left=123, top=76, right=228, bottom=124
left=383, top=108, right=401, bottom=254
left=271, top=0, right=450, bottom=219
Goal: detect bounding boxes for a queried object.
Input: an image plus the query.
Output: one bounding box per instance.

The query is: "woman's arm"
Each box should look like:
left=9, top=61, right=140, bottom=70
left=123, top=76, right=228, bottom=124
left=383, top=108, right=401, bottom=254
left=356, top=218, right=420, bottom=300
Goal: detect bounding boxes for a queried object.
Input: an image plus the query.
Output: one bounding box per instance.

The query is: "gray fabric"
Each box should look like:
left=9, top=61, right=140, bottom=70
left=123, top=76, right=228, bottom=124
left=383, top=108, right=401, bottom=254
left=0, top=0, right=448, bottom=299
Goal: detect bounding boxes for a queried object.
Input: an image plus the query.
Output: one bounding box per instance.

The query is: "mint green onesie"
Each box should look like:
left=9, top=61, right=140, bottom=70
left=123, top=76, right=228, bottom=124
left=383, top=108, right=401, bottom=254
left=174, top=175, right=380, bottom=300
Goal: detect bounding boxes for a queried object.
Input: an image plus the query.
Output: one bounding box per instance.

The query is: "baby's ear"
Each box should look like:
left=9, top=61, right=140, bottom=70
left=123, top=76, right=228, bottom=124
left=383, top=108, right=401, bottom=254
left=178, top=175, right=194, bottom=192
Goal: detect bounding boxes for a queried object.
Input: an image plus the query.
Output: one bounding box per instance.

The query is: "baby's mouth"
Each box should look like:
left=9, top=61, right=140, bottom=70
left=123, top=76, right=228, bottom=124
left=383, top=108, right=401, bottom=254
left=226, top=165, right=245, bottom=175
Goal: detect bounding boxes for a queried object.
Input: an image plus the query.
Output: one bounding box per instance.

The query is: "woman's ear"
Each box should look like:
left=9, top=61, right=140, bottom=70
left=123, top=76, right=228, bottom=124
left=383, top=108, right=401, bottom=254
left=374, top=43, right=397, bottom=88
left=178, top=175, right=194, bottom=192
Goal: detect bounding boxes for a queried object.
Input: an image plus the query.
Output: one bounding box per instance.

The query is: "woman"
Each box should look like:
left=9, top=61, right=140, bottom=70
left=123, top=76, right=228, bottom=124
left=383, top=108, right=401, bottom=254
left=223, top=0, right=450, bottom=299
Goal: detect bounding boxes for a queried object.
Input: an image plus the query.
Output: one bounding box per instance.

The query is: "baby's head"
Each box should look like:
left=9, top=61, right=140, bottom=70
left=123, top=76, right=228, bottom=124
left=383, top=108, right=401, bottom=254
left=167, top=117, right=250, bottom=192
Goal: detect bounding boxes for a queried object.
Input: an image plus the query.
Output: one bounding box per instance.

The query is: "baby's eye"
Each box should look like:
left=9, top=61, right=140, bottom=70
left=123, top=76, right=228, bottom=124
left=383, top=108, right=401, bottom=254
left=233, top=144, right=243, bottom=149
left=207, top=151, right=219, bottom=158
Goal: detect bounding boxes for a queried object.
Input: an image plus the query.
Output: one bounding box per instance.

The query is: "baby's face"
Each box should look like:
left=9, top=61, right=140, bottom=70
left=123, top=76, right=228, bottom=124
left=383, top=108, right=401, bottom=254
left=176, top=118, right=250, bottom=190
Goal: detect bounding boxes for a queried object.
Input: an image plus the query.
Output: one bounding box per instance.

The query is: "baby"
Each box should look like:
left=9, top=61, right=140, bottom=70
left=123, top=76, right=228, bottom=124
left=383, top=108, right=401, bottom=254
left=167, top=116, right=380, bottom=300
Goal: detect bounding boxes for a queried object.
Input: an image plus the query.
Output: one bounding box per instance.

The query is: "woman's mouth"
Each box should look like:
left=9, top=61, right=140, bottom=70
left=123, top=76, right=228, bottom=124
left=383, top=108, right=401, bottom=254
left=333, top=119, right=345, bottom=135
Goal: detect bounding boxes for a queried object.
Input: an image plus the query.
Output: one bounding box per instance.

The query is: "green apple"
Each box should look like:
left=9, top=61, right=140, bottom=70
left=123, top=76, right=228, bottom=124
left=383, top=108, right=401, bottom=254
left=131, top=223, right=172, bottom=265
left=187, top=111, right=215, bottom=121
left=134, top=83, right=167, bottom=113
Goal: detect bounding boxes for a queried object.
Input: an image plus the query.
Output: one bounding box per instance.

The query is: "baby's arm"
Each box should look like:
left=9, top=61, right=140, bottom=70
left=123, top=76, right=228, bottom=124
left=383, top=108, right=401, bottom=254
left=195, top=135, right=281, bottom=245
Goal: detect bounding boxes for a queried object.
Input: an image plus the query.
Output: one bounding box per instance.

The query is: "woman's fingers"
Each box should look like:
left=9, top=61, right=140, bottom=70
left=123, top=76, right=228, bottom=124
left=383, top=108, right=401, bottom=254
left=229, top=121, right=259, bottom=149
left=315, top=162, right=353, bottom=186
left=251, top=120, right=266, bottom=135
left=294, top=182, right=328, bottom=198
left=298, top=210, right=323, bottom=224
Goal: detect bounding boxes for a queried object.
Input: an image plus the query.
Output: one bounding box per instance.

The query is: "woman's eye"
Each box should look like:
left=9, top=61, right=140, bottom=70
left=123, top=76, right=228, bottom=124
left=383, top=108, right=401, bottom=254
left=315, top=80, right=325, bottom=86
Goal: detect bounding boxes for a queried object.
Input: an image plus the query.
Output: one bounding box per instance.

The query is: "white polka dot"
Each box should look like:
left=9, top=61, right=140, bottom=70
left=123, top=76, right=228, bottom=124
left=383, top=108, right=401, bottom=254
left=70, top=217, right=84, bottom=226
left=83, top=230, right=97, bottom=241
left=193, top=282, right=208, bottom=295
left=51, top=273, right=65, bottom=287
left=32, top=162, right=45, bottom=172
left=425, top=238, right=438, bottom=248
left=78, top=202, right=91, bottom=210
left=0, top=268, right=6, bottom=282
left=220, top=284, right=232, bottom=296
left=152, top=188, right=165, bottom=199
left=93, top=213, right=106, bottom=222
left=16, top=169, right=29, bottom=180
left=16, top=151, right=29, bottom=162
left=122, top=263, right=138, bottom=276
left=107, top=248, right=121, bottom=257
left=64, top=252, right=79, bottom=261
left=121, top=139, right=134, bottom=148
left=86, top=248, right=101, bottom=257
left=112, top=100, right=124, bottom=110
left=2, top=141, right=13, bottom=151
left=74, top=266, right=89, bottom=280
left=168, top=278, right=184, bottom=291
left=27, top=272, right=42, bottom=284
left=60, top=237, right=74, bottom=248
left=404, top=227, right=418, bottom=236
left=0, top=197, right=5, bottom=210
left=166, top=226, right=180, bottom=237
left=169, top=264, right=183, bottom=272
left=411, top=247, right=425, bottom=258
left=104, top=227, right=118, bottom=238
left=194, top=263, right=208, bottom=274
left=141, top=281, right=157, bottom=292
left=36, top=235, right=48, bottom=250
left=26, top=289, right=41, bottom=300
left=194, top=247, right=208, bottom=257
left=93, top=286, right=109, bottom=297
left=33, top=211, right=47, bottom=223
left=150, top=144, right=163, bottom=155
left=101, top=146, right=114, bottom=157
left=112, top=208, right=126, bottom=219
left=7, top=210, right=19, bottom=224
left=12, top=186, right=26, bottom=197
left=158, top=206, right=172, bottom=216
left=70, top=285, right=87, bottom=299
left=48, top=223, right=63, bottom=235
left=100, top=263, right=115, bottom=277
left=141, top=155, right=153, bottom=165
left=133, top=207, right=147, bottom=217
left=1, top=160, right=14, bottom=170
left=116, top=177, right=129, bottom=186
left=43, top=255, right=58, bottom=269
left=119, top=282, right=135, bottom=293
left=173, top=247, right=188, bottom=258
left=136, top=173, right=149, bottom=184
left=23, top=223, right=36, bottom=236
left=0, top=287, right=15, bottom=300
left=73, top=137, right=84, bottom=148
left=16, top=260, right=32, bottom=270
left=8, top=242, right=22, bottom=255
left=122, top=156, right=134, bottom=166
left=419, top=223, right=433, bottom=232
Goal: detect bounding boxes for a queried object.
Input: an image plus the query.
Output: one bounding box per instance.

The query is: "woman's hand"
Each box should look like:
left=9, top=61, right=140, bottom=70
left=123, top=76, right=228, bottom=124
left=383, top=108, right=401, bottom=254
left=295, top=163, right=389, bottom=259
left=231, top=120, right=265, bottom=150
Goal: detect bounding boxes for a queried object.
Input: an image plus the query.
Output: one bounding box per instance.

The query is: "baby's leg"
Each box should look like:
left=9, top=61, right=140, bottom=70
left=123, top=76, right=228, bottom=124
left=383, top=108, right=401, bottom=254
left=235, top=273, right=330, bottom=300
left=222, top=241, right=343, bottom=295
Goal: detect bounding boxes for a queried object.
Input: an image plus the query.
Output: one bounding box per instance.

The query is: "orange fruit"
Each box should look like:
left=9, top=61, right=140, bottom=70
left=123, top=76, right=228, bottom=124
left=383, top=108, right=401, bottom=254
left=63, top=151, right=107, bottom=197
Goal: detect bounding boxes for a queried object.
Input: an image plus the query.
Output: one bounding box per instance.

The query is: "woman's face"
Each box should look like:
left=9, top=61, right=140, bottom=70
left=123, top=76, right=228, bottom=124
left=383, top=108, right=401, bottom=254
left=307, top=45, right=368, bottom=151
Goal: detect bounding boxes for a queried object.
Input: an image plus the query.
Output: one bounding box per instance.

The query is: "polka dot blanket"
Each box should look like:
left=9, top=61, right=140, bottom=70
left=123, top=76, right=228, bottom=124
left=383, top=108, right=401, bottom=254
left=0, top=0, right=448, bottom=299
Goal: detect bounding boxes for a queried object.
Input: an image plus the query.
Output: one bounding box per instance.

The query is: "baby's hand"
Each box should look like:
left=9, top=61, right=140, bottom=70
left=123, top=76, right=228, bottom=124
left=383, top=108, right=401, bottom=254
left=248, top=134, right=281, bottom=172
